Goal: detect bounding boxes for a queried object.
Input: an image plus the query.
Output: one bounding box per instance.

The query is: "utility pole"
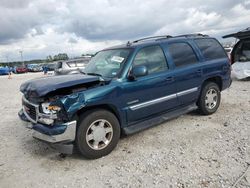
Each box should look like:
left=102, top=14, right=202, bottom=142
left=6, top=55, right=9, bottom=67
left=19, top=50, right=24, bottom=66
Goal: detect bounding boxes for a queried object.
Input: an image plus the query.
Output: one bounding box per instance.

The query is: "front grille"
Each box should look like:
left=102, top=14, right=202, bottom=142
left=22, top=97, right=39, bottom=123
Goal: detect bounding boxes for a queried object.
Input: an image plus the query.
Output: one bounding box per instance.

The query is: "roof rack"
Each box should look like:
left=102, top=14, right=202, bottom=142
left=132, top=35, right=172, bottom=43
left=127, top=33, right=208, bottom=46
left=175, top=33, right=208, bottom=38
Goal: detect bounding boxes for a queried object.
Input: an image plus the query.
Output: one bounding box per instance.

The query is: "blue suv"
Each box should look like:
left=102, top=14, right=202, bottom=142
left=19, top=34, right=231, bottom=159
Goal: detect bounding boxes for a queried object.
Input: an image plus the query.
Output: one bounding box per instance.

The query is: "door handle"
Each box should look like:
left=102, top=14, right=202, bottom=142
left=165, top=76, right=174, bottom=82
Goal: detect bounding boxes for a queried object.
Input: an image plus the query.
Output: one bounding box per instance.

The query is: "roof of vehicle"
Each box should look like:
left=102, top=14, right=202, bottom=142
left=104, top=33, right=211, bottom=50
left=223, top=27, right=250, bottom=39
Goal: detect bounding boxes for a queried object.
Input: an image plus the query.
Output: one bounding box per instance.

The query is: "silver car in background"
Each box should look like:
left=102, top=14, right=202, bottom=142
left=54, top=57, right=91, bottom=75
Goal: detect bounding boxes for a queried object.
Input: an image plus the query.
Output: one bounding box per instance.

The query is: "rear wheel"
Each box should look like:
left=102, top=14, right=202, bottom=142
left=76, top=109, right=120, bottom=159
left=198, top=82, right=221, bottom=115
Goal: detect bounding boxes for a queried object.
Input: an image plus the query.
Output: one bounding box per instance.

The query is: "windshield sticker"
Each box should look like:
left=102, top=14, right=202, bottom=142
left=111, top=56, right=124, bottom=63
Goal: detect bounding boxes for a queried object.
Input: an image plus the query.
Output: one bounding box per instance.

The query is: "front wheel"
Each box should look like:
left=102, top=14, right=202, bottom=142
left=76, top=109, right=120, bottom=159
left=198, top=82, right=221, bottom=115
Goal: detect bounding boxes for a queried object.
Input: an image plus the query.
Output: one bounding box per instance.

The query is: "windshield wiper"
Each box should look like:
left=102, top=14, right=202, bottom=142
left=86, top=72, right=103, bottom=77
left=79, top=70, right=87, bottom=75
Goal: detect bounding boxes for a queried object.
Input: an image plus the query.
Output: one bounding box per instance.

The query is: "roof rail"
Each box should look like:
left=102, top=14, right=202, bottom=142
left=175, top=33, right=208, bottom=38
left=132, top=35, right=172, bottom=43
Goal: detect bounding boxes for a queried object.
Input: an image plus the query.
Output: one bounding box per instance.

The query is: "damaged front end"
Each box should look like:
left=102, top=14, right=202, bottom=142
left=18, top=74, right=106, bottom=154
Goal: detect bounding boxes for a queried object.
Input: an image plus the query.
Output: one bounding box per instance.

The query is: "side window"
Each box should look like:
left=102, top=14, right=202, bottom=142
left=67, top=62, right=76, bottom=67
left=133, top=45, right=168, bottom=75
left=168, top=42, right=198, bottom=67
left=76, top=61, right=87, bottom=67
left=56, top=62, right=62, bottom=69
left=195, top=38, right=227, bottom=60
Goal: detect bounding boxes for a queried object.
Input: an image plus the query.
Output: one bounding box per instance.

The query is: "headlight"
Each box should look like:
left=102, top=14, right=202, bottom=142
left=48, top=105, right=61, bottom=111
left=39, top=102, right=60, bottom=125
left=41, top=103, right=61, bottom=114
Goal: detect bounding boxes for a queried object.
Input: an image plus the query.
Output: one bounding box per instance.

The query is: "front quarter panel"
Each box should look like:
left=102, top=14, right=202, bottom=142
left=59, top=81, right=125, bottom=126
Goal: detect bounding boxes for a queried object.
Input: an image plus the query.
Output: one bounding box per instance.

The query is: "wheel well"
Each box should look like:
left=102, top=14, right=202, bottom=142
left=203, top=76, right=222, bottom=90
left=76, top=104, right=121, bottom=125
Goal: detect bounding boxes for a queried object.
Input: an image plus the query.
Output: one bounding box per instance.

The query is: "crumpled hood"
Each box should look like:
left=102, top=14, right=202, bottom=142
left=20, top=74, right=100, bottom=97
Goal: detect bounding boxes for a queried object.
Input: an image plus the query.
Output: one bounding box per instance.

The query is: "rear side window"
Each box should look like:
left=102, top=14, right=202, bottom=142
left=168, top=42, right=198, bottom=67
left=67, top=62, right=76, bottom=67
left=76, top=60, right=87, bottom=67
left=195, top=38, right=227, bottom=60
left=133, top=45, right=168, bottom=75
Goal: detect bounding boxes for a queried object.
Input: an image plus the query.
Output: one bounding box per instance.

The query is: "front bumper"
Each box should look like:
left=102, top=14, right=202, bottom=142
left=32, top=121, right=76, bottom=143
left=18, top=109, right=77, bottom=154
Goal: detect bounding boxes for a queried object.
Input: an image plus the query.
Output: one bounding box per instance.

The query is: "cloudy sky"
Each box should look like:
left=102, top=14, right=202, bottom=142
left=0, top=0, right=249, bottom=61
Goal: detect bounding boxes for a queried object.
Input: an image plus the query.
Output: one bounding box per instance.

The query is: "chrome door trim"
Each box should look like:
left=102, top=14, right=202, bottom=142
left=129, top=94, right=176, bottom=111
left=177, top=87, right=198, bottom=97
left=129, top=87, right=198, bottom=111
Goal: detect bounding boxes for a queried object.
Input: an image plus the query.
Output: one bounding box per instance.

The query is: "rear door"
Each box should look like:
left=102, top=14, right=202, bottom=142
left=165, top=41, right=202, bottom=105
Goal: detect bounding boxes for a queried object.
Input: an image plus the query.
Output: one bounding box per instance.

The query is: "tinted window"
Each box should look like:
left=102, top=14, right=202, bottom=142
left=133, top=45, right=168, bottom=75
left=168, top=43, right=198, bottom=67
left=195, top=38, right=227, bottom=60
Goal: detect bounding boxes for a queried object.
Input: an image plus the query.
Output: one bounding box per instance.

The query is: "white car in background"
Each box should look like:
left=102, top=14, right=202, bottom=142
left=54, top=57, right=91, bottom=75
left=223, top=27, right=250, bottom=79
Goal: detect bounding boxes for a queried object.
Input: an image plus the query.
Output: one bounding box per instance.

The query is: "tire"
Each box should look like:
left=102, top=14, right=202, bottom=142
left=76, top=109, right=120, bottom=159
left=198, top=82, right=221, bottom=115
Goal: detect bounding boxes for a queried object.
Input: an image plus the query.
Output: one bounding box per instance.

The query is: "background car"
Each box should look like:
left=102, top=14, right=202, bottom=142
left=45, top=63, right=57, bottom=71
left=223, top=27, right=250, bottom=79
left=27, top=64, right=43, bottom=72
left=0, top=67, right=9, bottom=75
left=54, top=57, right=91, bottom=75
left=15, top=66, right=28, bottom=74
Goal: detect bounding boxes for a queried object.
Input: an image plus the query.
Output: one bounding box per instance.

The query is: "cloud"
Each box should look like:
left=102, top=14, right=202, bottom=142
left=68, top=37, right=78, bottom=44
left=0, top=0, right=249, bottom=60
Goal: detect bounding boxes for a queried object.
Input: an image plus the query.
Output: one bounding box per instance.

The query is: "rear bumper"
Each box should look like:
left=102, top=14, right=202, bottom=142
left=18, top=109, right=77, bottom=154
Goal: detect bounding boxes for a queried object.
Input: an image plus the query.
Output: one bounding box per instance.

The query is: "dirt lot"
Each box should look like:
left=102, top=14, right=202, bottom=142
left=0, top=73, right=249, bottom=188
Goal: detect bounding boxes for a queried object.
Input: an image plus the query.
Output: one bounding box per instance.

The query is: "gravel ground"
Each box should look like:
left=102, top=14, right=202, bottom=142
left=0, top=73, right=249, bottom=188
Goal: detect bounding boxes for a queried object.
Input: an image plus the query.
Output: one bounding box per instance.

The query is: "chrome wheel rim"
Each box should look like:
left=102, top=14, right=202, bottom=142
left=205, top=88, right=218, bottom=110
left=86, top=119, right=113, bottom=150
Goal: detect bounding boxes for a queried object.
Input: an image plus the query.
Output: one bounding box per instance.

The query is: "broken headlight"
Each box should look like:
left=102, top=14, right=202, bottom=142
left=39, top=102, right=61, bottom=125
left=41, top=102, right=61, bottom=114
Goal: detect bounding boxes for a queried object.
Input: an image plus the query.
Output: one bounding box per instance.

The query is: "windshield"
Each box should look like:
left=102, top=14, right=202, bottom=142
left=84, top=49, right=131, bottom=78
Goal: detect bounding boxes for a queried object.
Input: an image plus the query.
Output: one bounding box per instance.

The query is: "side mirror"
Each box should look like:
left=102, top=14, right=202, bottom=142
left=128, top=65, right=148, bottom=80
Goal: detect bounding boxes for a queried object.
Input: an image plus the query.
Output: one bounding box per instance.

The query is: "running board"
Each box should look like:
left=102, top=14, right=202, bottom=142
left=122, top=104, right=198, bottom=135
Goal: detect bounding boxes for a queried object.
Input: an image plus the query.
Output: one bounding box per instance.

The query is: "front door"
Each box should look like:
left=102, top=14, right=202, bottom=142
left=120, top=45, right=179, bottom=124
